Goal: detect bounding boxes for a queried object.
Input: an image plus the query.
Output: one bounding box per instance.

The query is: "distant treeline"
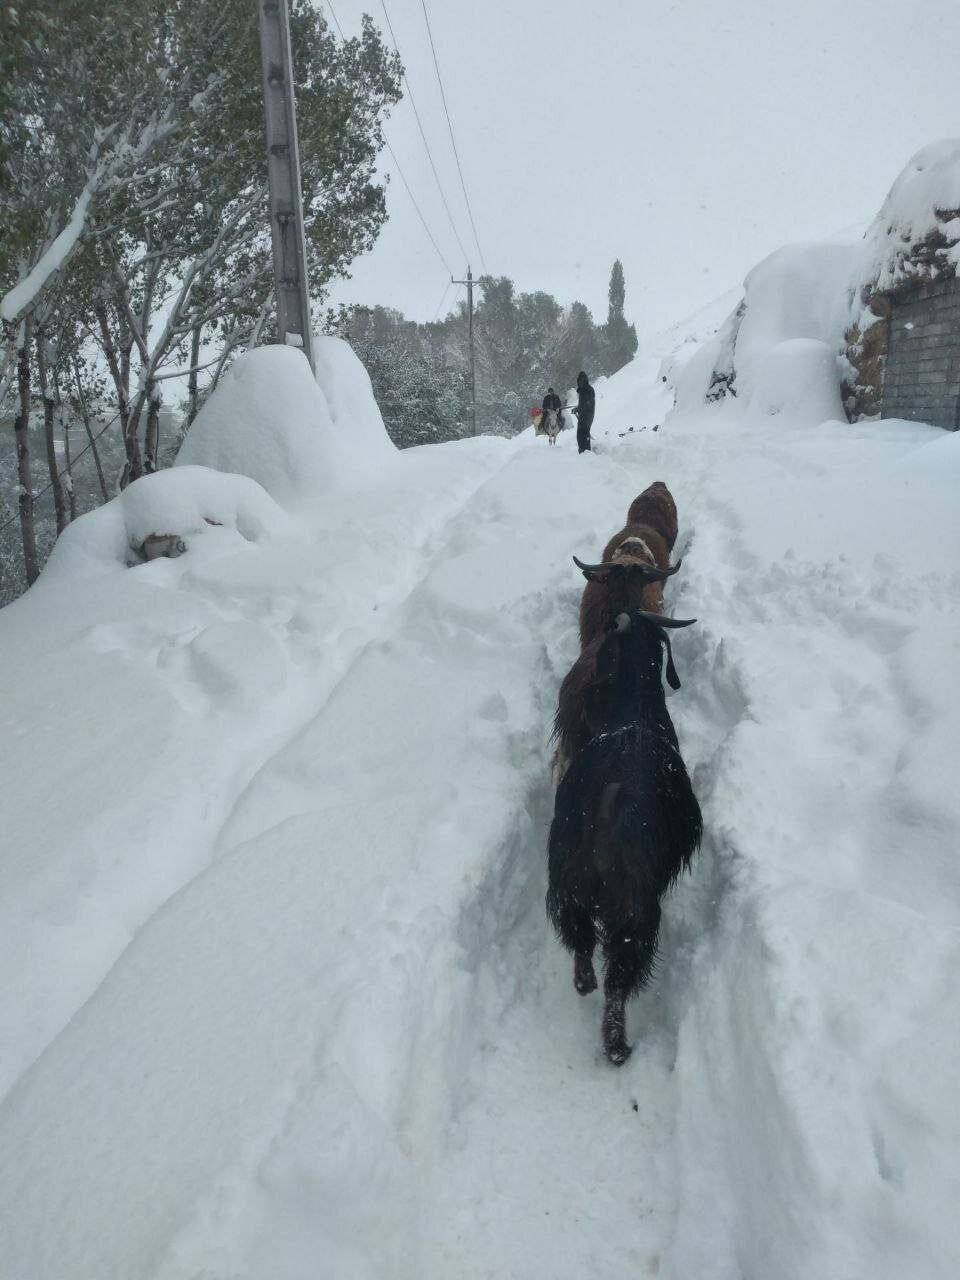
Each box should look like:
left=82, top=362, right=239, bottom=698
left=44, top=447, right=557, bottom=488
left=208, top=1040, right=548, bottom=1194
left=329, top=261, right=638, bottom=448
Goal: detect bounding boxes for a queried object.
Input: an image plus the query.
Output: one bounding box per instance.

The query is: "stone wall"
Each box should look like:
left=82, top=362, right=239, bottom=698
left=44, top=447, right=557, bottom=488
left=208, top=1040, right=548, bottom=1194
left=882, top=276, right=960, bottom=429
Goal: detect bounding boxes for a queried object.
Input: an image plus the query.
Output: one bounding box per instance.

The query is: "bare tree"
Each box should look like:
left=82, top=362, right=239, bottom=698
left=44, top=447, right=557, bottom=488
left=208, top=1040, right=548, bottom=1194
left=70, top=355, right=109, bottom=504
left=13, top=316, right=39, bottom=584
left=35, top=329, right=67, bottom=534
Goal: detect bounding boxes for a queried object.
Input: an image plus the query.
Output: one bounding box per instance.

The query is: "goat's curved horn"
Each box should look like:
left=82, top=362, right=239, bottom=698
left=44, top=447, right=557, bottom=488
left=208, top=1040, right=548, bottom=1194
left=573, top=555, right=621, bottom=582
left=574, top=555, right=682, bottom=583
left=629, top=608, right=697, bottom=629
left=622, top=557, right=682, bottom=581
left=573, top=555, right=614, bottom=575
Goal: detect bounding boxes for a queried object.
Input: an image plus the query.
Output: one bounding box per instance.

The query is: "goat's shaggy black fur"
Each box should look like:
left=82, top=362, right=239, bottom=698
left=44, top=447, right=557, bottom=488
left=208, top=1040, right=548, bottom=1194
left=546, top=609, right=701, bottom=1064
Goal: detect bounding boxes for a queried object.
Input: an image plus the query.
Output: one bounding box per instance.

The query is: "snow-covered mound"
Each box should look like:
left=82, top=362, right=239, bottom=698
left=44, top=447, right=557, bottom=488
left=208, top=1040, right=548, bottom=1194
left=669, top=143, right=960, bottom=426
left=733, top=242, right=853, bottom=417
left=649, top=288, right=744, bottom=409
left=312, top=333, right=395, bottom=455
left=672, top=241, right=857, bottom=424
left=1, top=311, right=959, bottom=1280
left=176, top=339, right=395, bottom=509
left=39, top=465, right=293, bottom=586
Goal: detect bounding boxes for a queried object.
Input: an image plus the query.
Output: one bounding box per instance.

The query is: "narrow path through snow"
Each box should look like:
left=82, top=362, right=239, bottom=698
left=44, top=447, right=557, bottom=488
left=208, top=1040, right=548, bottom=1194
left=2, top=360, right=959, bottom=1280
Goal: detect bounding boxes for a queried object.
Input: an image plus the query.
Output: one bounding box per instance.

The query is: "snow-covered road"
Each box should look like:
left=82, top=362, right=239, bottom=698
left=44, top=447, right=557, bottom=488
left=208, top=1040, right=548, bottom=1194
left=1, top=342, right=958, bottom=1279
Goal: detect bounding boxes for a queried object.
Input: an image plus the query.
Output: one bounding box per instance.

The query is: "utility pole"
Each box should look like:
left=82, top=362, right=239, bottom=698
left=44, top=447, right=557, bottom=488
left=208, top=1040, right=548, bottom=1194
left=452, top=265, right=477, bottom=436
left=258, top=0, right=314, bottom=369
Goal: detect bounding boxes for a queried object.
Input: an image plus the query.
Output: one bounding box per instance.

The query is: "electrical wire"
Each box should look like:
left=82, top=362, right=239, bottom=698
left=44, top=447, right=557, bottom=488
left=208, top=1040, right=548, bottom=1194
left=324, top=0, right=454, bottom=279
left=323, top=0, right=346, bottom=39
left=419, top=0, right=486, bottom=272
left=383, top=140, right=454, bottom=277
left=431, top=279, right=452, bottom=322
left=380, top=0, right=470, bottom=267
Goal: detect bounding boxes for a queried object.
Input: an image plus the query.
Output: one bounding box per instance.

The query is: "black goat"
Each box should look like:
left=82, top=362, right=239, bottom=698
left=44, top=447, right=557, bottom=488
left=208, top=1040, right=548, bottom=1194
left=546, top=601, right=702, bottom=1065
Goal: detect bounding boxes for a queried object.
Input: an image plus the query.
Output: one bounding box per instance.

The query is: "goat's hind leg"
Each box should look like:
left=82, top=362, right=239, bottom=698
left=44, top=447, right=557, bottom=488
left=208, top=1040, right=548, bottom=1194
left=574, top=948, right=598, bottom=995
left=601, top=906, right=661, bottom=1065
left=548, top=892, right=598, bottom=995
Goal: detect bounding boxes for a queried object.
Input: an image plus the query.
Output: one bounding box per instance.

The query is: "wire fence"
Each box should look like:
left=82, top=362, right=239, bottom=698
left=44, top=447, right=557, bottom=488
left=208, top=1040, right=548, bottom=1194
left=0, top=408, right=123, bottom=540
left=0, top=406, right=179, bottom=606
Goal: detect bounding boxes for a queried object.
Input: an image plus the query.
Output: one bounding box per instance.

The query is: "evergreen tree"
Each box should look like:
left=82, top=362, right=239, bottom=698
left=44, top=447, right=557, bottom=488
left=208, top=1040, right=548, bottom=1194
left=599, top=259, right=639, bottom=375
left=609, top=259, right=626, bottom=324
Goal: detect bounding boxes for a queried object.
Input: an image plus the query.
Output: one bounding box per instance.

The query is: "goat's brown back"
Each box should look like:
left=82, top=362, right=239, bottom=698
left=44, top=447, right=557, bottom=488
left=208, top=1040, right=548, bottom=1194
left=553, top=634, right=611, bottom=776
left=626, top=482, right=678, bottom=551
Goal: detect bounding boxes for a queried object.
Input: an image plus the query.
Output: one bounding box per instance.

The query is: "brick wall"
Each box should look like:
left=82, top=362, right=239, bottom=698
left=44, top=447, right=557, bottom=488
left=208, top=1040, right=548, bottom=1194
left=882, top=276, right=960, bottom=429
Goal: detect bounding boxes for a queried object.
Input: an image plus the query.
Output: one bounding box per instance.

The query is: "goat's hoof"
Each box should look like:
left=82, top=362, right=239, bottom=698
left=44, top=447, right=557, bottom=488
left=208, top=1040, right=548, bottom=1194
left=602, top=998, right=631, bottom=1064
left=573, top=954, right=598, bottom=995
left=604, top=1037, right=633, bottom=1066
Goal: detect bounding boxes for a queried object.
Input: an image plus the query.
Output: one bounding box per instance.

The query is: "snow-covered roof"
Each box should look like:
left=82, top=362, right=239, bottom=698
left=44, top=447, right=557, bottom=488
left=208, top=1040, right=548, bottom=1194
left=858, top=138, right=960, bottom=297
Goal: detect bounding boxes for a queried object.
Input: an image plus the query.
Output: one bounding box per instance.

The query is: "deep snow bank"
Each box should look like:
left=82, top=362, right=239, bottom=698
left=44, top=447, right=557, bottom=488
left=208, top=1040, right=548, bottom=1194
left=176, top=339, right=396, bottom=509
left=0, top=340, right=508, bottom=1123
left=677, top=142, right=960, bottom=427
left=673, top=242, right=856, bottom=423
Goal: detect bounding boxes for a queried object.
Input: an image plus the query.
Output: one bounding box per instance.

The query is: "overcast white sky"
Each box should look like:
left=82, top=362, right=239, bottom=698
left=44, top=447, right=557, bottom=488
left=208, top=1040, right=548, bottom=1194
left=321, top=0, right=960, bottom=340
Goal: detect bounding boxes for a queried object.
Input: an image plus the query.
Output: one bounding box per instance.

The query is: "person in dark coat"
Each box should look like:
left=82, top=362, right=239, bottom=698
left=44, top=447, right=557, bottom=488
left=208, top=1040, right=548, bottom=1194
left=573, top=371, right=595, bottom=452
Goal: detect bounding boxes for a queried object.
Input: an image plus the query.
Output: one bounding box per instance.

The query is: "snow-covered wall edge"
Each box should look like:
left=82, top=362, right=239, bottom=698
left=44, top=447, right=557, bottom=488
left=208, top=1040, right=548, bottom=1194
left=675, top=141, right=960, bottom=426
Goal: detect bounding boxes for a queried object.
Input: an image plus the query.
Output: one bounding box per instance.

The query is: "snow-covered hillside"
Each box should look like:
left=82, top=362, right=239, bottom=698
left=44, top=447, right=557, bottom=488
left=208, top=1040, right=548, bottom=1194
left=1, top=318, right=959, bottom=1279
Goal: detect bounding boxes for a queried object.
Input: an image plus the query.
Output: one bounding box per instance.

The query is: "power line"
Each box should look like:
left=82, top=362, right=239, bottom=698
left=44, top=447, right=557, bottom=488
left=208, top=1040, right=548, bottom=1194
left=383, top=141, right=454, bottom=277
left=419, top=0, right=486, bottom=272
left=380, top=0, right=470, bottom=267
left=431, top=279, right=451, bottom=323
left=323, top=0, right=453, bottom=279
left=323, top=0, right=346, bottom=39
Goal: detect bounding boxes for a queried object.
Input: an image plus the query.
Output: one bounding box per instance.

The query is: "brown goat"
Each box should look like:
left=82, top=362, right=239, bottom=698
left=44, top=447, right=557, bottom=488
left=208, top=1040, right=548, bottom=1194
left=626, top=480, right=678, bottom=551
left=601, top=522, right=671, bottom=566
left=553, top=482, right=682, bottom=781
left=580, top=541, right=678, bottom=647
